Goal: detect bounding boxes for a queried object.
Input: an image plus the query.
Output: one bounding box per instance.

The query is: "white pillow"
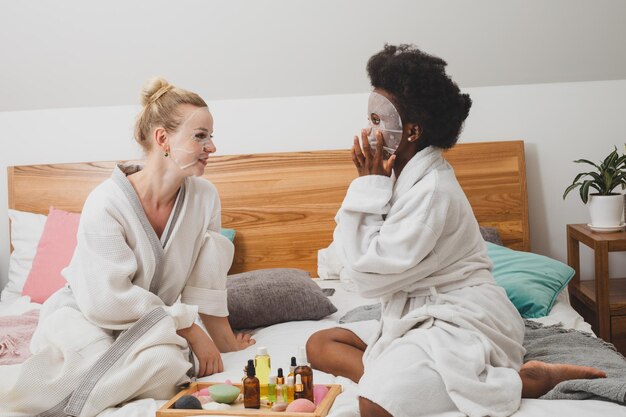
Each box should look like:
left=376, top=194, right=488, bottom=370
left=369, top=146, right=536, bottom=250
left=1, top=209, right=47, bottom=301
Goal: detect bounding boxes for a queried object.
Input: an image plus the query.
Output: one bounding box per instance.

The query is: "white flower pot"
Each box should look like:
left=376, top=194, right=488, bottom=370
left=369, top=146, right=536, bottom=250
left=588, top=194, right=624, bottom=227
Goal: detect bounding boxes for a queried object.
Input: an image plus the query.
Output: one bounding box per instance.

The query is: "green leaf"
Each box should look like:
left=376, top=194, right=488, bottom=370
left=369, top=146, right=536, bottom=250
left=602, top=171, right=613, bottom=194
left=571, top=172, right=589, bottom=184
left=580, top=181, right=592, bottom=204
left=573, top=159, right=600, bottom=170
left=563, top=182, right=581, bottom=200
left=586, top=171, right=603, bottom=184
left=603, top=149, right=619, bottom=168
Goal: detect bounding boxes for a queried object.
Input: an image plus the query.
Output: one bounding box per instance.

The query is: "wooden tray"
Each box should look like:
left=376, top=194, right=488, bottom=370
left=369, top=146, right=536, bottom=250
left=157, top=382, right=342, bottom=417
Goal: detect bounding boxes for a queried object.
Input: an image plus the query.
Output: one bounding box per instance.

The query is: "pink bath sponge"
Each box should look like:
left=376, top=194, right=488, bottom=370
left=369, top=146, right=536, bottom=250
left=286, top=398, right=316, bottom=412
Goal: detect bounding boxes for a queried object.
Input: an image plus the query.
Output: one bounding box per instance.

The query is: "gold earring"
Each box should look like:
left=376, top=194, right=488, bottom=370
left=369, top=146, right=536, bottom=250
left=164, top=151, right=169, bottom=157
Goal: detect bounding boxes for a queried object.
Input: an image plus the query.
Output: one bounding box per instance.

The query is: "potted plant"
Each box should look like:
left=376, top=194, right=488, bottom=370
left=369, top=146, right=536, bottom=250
left=563, top=146, right=626, bottom=229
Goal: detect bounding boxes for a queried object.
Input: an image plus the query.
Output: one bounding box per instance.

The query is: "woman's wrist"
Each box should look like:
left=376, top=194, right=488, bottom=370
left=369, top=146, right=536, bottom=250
left=177, top=323, right=202, bottom=344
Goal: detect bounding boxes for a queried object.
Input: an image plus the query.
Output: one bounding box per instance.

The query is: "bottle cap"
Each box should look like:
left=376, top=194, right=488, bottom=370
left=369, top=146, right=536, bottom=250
left=277, top=368, right=284, bottom=378
left=286, top=375, right=294, bottom=386
left=257, top=346, right=268, bottom=356
left=247, top=359, right=256, bottom=377
left=290, top=356, right=297, bottom=367
left=297, top=346, right=309, bottom=366
left=269, top=376, right=277, bottom=384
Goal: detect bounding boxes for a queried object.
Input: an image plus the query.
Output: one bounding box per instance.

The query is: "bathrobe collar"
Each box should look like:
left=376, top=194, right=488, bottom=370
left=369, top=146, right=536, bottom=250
left=112, top=164, right=186, bottom=302
left=391, top=146, right=444, bottom=206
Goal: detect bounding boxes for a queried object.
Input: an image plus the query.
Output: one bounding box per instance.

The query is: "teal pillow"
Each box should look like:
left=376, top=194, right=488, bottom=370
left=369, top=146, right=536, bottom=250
left=486, top=242, right=574, bottom=319
left=220, top=228, right=236, bottom=242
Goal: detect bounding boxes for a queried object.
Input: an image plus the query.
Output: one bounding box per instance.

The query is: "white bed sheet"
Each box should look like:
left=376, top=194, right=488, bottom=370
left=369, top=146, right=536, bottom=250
left=1, top=283, right=624, bottom=417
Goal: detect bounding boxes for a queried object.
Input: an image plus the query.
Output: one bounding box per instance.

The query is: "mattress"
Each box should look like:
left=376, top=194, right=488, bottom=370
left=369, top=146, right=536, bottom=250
left=1, top=281, right=624, bottom=417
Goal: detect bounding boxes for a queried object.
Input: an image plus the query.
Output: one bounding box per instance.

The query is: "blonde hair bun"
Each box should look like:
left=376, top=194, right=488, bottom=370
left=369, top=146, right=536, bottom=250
left=140, top=77, right=174, bottom=107
left=134, top=77, right=207, bottom=152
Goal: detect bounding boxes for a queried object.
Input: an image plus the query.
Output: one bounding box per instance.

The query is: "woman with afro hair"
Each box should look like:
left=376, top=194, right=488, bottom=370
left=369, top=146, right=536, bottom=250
left=308, top=44, right=604, bottom=417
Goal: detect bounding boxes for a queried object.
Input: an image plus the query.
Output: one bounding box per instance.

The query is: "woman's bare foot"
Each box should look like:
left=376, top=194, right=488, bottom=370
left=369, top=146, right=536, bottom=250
left=520, top=360, right=607, bottom=398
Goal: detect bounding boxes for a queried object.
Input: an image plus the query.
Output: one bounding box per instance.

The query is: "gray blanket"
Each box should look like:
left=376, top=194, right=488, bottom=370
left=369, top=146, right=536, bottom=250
left=340, top=304, right=626, bottom=404
left=524, top=319, right=626, bottom=402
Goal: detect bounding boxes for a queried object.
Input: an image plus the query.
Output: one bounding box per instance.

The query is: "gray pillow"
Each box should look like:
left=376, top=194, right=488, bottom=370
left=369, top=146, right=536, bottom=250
left=226, top=268, right=337, bottom=329
left=479, top=226, right=503, bottom=246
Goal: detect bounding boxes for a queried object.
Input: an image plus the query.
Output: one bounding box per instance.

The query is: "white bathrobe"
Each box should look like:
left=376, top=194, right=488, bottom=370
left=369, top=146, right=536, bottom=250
left=319, top=147, right=526, bottom=417
left=0, top=165, right=234, bottom=417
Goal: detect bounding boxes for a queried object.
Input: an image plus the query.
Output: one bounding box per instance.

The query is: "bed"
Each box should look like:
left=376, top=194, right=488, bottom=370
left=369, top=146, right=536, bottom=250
left=2, top=140, right=625, bottom=416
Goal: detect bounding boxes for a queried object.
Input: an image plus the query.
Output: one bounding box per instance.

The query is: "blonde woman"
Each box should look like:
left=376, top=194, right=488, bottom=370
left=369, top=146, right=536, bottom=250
left=0, top=78, right=254, bottom=416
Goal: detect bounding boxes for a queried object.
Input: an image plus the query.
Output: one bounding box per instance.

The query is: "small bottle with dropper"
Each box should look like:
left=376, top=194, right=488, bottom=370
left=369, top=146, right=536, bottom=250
left=294, top=374, right=305, bottom=400
left=243, top=359, right=260, bottom=409
left=294, top=346, right=314, bottom=402
left=276, top=368, right=286, bottom=403
left=288, top=356, right=297, bottom=377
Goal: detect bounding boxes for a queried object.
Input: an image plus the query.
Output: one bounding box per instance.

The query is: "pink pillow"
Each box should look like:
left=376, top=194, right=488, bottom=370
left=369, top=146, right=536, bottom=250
left=21, top=207, right=80, bottom=303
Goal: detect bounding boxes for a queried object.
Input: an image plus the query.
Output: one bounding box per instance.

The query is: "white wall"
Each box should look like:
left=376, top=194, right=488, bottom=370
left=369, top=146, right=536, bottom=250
left=3, top=0, right=626, bottom=111
left=461, top=80, right=626, bottom=279
left=2, top=79, right=626, bottom=289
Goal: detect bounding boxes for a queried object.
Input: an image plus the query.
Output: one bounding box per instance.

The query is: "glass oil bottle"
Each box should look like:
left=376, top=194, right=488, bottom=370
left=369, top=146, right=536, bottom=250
left=243, top=359, right=260, bottom=409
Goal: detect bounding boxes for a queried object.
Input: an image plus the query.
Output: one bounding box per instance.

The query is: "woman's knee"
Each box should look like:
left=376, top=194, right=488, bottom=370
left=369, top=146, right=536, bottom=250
left=306, top=328, right=334, bottom=367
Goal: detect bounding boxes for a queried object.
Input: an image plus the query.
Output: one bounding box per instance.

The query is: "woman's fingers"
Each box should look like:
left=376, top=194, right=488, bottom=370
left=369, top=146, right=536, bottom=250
left=361, top=129, right=372, bottom=163
left=352, top=137, right=366, bottom=173
left=374, top=130, right=384, bottom=165
left=351, top=144, right=360, bottom=167
left=202, top=355, right=221, bottom=377
left=198, top=356, right=207, bottom=377
left=353, top=130, right=395, bottom=176
left=385, top=154, right=396, bottom=176
left=353, top=136, right=364, bottom=162
left=206, top=358, right=215, bottom=375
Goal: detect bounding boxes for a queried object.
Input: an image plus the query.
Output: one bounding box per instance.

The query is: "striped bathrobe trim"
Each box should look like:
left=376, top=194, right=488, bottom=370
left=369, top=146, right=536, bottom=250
left=36, top=166, right=190, bottom=417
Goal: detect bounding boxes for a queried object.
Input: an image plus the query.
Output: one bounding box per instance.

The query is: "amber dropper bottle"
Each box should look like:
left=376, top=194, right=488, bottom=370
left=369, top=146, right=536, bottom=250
left=294, top=346, right=314, bottom=402
left=243, top=359, right=260, bottom=409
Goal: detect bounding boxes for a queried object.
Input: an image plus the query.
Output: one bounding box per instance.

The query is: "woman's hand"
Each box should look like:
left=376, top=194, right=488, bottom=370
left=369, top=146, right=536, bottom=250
left=351, top=129, right=395, bottom=177
left=235, top=331, right=256, bottom=350
left=177, top=323, right=224, bottom=377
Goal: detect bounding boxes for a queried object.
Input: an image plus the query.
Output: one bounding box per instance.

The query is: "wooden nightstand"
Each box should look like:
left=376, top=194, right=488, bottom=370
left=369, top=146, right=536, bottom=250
left=567, top=224, right=626, bottom=354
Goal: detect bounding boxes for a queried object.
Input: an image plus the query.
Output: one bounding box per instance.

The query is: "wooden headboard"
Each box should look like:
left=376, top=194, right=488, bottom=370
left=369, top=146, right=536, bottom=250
left=8, top=140, right=529, bottom=276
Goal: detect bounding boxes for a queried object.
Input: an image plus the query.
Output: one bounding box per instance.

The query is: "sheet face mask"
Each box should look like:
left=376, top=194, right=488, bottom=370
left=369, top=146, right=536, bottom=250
left=367, top=92, right=404, bottom=156
left=169, top=107, right=214, bottom=172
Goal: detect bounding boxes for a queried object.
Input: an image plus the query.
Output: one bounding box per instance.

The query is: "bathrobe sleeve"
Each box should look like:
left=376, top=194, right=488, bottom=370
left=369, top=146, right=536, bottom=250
left=180, top=185, right=234, bottom=317
left=335, top=172, right=449, bottom=281
left=64, top=191, right=198, bottom=331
